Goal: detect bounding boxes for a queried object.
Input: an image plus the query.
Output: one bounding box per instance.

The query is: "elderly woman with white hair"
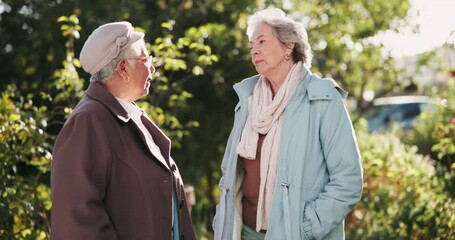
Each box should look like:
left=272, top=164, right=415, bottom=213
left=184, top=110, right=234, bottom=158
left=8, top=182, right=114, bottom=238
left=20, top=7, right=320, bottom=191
left=213, top=8, right=363, bottom=240
left=51, top=21, right=196, bottom=240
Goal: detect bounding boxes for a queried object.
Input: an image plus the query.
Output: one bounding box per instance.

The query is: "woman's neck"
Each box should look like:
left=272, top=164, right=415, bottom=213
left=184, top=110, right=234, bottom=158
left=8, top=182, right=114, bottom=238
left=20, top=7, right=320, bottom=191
left=264, top=60, right=295, bottom=96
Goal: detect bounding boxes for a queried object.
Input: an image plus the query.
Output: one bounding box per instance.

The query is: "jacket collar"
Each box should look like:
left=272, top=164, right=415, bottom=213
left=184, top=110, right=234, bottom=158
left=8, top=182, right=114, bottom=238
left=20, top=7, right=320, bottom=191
left=85, top=82, right=132, bottom=122
left=85, top=82, right=172, bottom=170
left=233, top=67, right=313, bottom=103
left=233, top=74, right=260, bottom=101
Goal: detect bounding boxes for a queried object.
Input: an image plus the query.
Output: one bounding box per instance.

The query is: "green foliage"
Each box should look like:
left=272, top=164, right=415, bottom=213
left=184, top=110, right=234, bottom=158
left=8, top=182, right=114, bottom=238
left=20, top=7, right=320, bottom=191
left=0, top=85, right=51, bottom=239
left=288, top=0, right=412, bottom=109
left=52, top=13, right=85, bottom=107
left=0, top=12, right=85, bottom=239
left=138, top=20, right=219, bottom=149
left=347, top=121, right=455, bottom=239
left=404, top=79, right=455, bottom=171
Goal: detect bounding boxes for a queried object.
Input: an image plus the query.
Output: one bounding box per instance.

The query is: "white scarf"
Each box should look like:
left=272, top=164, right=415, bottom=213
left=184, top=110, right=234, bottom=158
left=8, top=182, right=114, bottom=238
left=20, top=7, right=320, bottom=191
left=236, top=61, right=304, bottom=231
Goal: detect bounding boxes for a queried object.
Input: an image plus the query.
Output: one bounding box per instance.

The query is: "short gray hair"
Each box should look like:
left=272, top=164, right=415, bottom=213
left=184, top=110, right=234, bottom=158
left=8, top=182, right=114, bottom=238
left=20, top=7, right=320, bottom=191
left=246, top=8, right=312, bottom=67
left=90, top=39, right=146, bottom=83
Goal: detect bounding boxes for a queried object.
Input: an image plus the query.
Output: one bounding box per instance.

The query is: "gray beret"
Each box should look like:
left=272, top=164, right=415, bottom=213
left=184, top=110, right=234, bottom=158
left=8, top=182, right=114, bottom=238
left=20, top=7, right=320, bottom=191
left=79, top=21, right=145, bottom=75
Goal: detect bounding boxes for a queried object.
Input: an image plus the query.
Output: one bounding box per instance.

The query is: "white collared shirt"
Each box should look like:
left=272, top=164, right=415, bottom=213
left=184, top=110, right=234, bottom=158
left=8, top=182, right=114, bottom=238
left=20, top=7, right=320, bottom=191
left=116, top=98, right=166, bottom=164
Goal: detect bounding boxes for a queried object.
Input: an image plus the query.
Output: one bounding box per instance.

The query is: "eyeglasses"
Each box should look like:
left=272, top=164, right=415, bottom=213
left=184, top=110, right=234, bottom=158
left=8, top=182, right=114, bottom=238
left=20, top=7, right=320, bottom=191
left=124, top=56, right=154, bottom=67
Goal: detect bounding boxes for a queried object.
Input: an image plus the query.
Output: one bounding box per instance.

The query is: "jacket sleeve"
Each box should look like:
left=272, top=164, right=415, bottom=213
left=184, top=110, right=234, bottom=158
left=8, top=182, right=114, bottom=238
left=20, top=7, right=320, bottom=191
left=303, top=79, right=364, bottom=239
left=51, top=111, right=117, bottom=239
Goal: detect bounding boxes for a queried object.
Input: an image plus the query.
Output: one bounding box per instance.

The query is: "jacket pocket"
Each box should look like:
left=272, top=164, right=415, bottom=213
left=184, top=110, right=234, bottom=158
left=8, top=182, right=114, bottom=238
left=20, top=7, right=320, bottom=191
left=301, top=201, right=315, bottom=240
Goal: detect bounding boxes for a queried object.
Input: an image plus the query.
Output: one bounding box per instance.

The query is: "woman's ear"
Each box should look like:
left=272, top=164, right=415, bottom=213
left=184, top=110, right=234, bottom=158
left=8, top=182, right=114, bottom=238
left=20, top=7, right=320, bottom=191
left=286, top=42, right=295, bottom=50
left=116, top=60, right=126, bottom=73
left=115, top=60, right=130, bottom=81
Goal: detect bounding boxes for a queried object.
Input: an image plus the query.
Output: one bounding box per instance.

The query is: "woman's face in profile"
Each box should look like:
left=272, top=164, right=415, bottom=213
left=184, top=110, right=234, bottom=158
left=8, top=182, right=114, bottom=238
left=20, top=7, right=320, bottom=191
left=123, top=48, right=155, bottom=101
left=249, top=23, right=288, bottom=77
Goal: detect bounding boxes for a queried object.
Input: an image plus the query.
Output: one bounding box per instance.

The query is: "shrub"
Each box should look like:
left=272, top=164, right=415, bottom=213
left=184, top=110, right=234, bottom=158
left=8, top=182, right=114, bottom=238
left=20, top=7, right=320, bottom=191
left=404, top=79, right=455, bottom=172
left=346, top=121, right=455, bottom=239
left=0, top=85, right=52, bottom=239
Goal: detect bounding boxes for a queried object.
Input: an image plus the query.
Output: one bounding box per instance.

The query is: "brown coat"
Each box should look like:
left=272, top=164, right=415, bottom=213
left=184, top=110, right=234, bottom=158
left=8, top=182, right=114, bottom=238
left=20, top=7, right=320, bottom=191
left=51, top=82, right=196, bottom=240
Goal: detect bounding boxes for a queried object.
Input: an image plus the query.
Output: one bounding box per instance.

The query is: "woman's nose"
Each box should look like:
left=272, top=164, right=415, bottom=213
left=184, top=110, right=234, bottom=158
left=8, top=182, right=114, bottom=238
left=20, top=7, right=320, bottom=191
left=149, top=65, right=155, bottom=73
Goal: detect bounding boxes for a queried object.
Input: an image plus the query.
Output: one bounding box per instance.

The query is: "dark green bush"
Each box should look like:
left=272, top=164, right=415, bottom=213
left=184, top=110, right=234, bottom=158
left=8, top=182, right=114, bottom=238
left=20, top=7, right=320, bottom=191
left=0, top=85, right=52, bottom=239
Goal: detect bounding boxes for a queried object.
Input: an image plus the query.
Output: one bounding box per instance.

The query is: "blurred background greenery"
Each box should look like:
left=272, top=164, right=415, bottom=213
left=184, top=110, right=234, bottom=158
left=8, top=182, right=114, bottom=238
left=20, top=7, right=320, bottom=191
left=0, top=0, right=454, bottom=239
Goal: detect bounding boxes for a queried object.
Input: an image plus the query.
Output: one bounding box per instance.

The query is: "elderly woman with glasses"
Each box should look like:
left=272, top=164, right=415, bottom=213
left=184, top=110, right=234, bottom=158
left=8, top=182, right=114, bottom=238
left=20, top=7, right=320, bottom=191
left=213, top=8, right=363, bottom=240
left=51, top=21, right=196, bottom=240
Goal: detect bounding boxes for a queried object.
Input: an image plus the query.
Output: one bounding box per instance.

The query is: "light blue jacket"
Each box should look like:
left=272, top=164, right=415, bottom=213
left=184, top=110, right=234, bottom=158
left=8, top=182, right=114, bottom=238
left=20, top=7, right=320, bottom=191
left=214, top=67, right=363, bottom=240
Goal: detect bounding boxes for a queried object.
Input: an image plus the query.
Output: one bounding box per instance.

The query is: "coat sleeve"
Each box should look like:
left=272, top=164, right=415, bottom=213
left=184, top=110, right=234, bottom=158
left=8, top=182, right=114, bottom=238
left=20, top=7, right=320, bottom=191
left=303, top=80, right=363, bottom=239
left=51, top=111, right=117, bottom=239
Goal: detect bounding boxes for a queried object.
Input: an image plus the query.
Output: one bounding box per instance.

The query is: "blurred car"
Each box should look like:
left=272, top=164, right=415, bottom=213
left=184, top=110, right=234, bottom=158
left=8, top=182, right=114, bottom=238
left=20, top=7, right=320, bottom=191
left=364, top=95, right=434, bottom=132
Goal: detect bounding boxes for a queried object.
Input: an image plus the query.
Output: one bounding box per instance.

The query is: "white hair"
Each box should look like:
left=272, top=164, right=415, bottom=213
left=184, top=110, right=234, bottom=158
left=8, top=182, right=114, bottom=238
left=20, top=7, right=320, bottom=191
left=246, top=8, right=313, bottom=67
left=90, top=39, right=146, bottom=83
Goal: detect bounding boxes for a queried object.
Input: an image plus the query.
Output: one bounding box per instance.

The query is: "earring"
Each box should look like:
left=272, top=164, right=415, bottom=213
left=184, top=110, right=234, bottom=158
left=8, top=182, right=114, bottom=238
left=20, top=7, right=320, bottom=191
left=124, top=76, right=130, bottom=83
left=285, top=53, right=290, bottom=61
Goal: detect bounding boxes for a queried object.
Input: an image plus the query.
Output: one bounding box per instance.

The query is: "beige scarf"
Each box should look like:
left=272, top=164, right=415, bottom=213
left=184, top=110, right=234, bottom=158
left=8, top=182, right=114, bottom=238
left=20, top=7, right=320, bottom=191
left=237, top=61, right=303, bottom=231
